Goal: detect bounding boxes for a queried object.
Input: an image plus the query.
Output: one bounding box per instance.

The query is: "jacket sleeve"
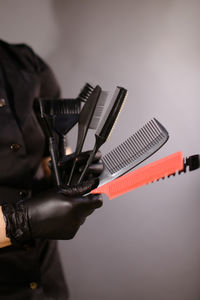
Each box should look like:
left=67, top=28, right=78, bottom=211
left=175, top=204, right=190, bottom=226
left=11, top=42, right=62, bottom=99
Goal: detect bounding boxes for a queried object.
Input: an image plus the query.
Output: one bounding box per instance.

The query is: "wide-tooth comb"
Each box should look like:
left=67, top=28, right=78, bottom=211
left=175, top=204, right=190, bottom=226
left=78, top=86, right=127, bottom=183
left=91, top=152, right=200, bottom=199
left=96, top=118, right=169, bottom=187
left=77, top=83, right=94, bottom=103
left=36, top=83, right=93, bottom=117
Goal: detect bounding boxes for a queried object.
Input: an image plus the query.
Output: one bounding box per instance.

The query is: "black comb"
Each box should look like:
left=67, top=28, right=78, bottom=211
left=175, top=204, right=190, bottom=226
left=67, top=86, right=108, bottom=185
left=98, top=118, right=169, bottom=187
left=77, top=86, right=127, bottom=183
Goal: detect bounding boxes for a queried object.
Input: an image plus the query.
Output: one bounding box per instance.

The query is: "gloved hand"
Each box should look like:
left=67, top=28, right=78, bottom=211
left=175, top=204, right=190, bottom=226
left=2, top=178, right=102, bottom=245
left=57, top=150, right=104, bottom=185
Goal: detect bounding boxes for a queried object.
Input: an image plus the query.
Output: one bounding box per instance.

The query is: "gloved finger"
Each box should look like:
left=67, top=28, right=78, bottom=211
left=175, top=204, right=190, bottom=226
left=79, top=161, right=104, bottom=175
left=59, top=178, right=99, bottom=197
left=86, top=194, right=103, bottom=209
left=75, top=194, right=103, bottom=218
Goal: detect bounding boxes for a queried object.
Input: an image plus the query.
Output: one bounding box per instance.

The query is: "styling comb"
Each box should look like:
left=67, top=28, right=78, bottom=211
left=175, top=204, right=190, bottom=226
left=91, top=118, right=169, bottom=187
left=91, top=152, right=200, bottom=199
left=78, top=86, right=128, bottom=183
left=67, top=86, right=108, bottom=185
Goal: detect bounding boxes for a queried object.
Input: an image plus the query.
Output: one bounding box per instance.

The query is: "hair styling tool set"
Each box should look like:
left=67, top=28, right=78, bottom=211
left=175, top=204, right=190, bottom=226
left=35, top=82, right=200, bottom=198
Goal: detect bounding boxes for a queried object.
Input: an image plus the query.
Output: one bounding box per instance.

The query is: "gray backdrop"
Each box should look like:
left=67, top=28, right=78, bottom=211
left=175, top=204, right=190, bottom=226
left=1, top=0, right=200, bottom=299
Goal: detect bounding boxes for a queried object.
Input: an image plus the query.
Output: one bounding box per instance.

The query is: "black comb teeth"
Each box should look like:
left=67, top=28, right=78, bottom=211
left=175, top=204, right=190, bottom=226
left=152, top=154, right=200, bottom=183
left=77, top=83, right=94, bottom=102
left=39, top=99, right=81, bottom=116
left=54, top=99, right=80, bottom=114
left=89, top=91, right=108, bottom=130
left=102, top=118, right=168, bottom=174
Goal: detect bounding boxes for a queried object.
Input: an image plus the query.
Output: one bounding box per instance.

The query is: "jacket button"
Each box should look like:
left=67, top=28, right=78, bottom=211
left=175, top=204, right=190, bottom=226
left=0, top=98, right=6, bottom=107
left=10, top=143, right=21, bottom=152
left=30, top=282, right=38, bottom=290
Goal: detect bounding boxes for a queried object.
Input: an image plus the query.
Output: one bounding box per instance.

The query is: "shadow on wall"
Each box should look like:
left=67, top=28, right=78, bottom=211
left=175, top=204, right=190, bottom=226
left=48, top=0, right=92, bottom=97
left=0, top=0, right=59, bottom=57
left=49, top=0, right=173, bottom=96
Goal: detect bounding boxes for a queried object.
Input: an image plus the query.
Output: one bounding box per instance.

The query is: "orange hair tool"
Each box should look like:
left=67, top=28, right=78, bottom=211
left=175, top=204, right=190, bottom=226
left=91, top=152, right=200, bottom=199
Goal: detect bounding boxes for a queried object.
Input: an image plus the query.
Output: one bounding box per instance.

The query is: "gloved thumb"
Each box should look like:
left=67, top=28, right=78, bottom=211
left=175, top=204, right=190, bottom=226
left=59, top=178, right=99, bottom=197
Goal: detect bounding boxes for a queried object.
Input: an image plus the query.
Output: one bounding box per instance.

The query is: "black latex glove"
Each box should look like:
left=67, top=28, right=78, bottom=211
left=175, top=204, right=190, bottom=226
left=57, top=150, right=104, bottom=185
left=2, top=178, right=102, bottom=245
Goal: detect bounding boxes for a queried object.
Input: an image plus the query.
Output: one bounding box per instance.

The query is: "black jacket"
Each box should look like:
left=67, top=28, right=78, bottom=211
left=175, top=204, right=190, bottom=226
left=0, top=40, right=69, bottom=300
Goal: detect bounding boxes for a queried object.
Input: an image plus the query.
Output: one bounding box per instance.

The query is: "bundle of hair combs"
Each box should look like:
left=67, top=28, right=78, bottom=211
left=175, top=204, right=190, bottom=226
left=34, top=82, right=200, bottom=199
